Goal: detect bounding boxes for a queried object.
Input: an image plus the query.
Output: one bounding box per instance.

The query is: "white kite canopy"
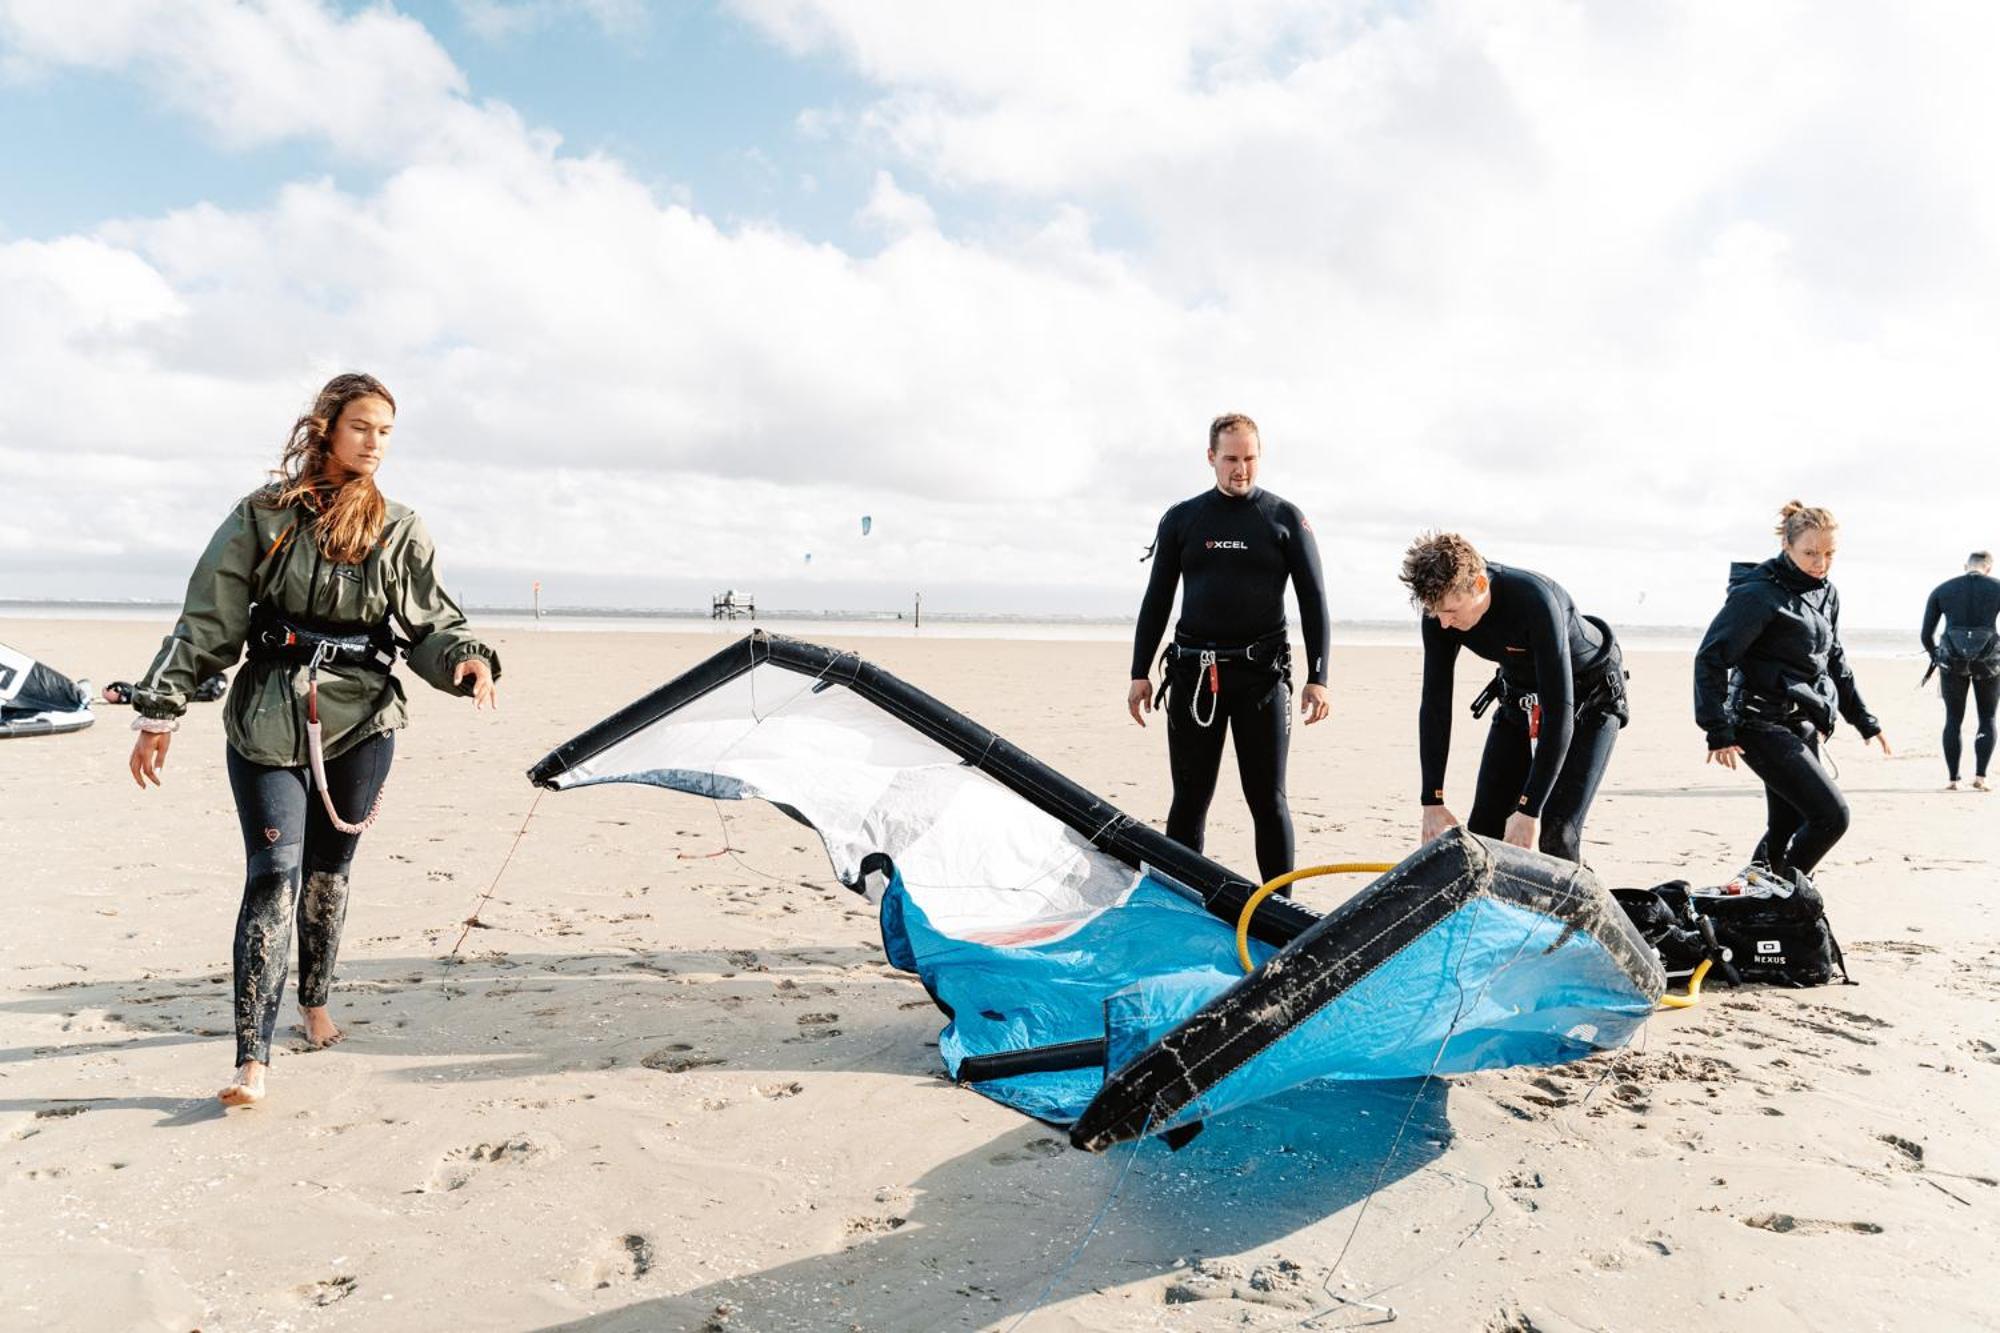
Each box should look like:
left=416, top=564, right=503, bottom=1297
left=0, top=640, right=93, bottom=738
left=541, top=650, right=1142, bottom=944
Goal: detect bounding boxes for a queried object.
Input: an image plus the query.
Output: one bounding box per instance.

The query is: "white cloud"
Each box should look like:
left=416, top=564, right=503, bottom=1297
left=3, top=1, right=1998, bottom=628
left=0, top=0, right=547, bottom=168
left=453, top=0, right=647, bottom=42
left=857, top=170, right=935, bottom=237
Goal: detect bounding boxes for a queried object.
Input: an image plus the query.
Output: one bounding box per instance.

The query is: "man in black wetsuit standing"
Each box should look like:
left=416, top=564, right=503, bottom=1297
left=1401, top=532, right=1628, bottom=863
left=1128, top=414, right=1330, bottom=884
left=1922, top=550, right=2000, bottom=791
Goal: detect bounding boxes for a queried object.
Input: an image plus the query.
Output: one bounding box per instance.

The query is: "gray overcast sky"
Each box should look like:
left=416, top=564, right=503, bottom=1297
left=2, top=1, right=1995, bottom=630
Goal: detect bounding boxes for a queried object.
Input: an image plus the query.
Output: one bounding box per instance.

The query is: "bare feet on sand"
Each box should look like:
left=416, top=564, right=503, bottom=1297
left=1975, top=776, right=1991, bottom=793
left=299, top=1005, right=344, bottom=1049
left=1946, top=780, right=1960, bottom=791
left=218, top=1060, right=267, bottom=1107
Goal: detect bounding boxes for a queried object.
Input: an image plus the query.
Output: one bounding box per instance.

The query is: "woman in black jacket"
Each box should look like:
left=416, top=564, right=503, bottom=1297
left=1694, top=501, right=1891, bottom=880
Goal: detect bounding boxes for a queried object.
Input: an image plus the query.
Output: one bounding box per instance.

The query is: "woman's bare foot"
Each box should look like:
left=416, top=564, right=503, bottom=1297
left=218, top=1060, right=266, bottom=1107
left=299, top=1005, right=343, bottom=1049
left=1975, top=776, right=1991, bottom=793
left=1946, top=779, right=1961, bottom=791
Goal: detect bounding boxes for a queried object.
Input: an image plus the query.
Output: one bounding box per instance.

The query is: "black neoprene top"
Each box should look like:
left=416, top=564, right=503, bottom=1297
left=1921, top=572, right=2000, bottom=655
left=1418, top=563, right=1604, bottom=816
left=1693, top=553, right=1877, bottom=749
left=1130, top=487, right=1331, bottom=686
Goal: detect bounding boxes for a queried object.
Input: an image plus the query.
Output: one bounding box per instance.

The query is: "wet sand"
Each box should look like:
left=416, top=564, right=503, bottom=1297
left=1, top=618, right=1994, bottom=1331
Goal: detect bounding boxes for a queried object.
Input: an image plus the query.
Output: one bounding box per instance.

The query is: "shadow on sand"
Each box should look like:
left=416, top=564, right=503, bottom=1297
left=6, top=948, right=1465, bottom=1328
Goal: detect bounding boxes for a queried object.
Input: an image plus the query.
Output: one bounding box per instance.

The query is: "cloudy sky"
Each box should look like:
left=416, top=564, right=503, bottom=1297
left=2, top=1, right=1994, bottom=628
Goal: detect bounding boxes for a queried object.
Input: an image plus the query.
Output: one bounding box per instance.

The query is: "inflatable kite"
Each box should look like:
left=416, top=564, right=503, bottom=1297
left=0, top=640, right=93, bottom=739
left=529, top=633, right=1662, bottom=1150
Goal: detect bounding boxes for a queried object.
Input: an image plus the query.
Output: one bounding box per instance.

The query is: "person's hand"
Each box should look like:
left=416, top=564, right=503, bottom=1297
left=1299, top=682, right=1330, bottom=725
left=1707, top=745, right=1743, bottom=770
left=455, top=656, right=498, bottom=711
left=1127, top=678, right=1153, bottom=727
left=1420, top=804, right=1459, bottom=845
left=130, top=731, right=171, bottom=788
left=1503, top=811, right=1538, bottom=849
left=1869, top=731, right=1893, bottom=756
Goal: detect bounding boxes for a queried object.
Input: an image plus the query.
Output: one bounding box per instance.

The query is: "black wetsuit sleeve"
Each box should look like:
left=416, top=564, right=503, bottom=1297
left=1130, top=510, right=1181, bottom=680
left=1693, top=585, right=1773, bottom=749
left=1283, top=505, right=1331, bottom=687
left=1826, top=590, right=1880, bottom=739
left=1517, top=583, right=1576, bottom=819
left=1417, top=616, right=1459, bottom=805
left=1921, top=587, right=1944, bottom=659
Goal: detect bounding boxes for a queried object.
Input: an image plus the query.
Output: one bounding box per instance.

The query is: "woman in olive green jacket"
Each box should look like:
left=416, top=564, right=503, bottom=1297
left=129, top=373, right=499, bottom=1107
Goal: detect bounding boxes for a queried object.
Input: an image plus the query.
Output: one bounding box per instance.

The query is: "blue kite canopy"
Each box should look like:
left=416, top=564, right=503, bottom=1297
left=529, top=633, right=1663, bottom=1150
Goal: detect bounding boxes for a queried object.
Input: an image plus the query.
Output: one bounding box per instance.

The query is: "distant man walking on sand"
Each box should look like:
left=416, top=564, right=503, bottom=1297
left=1922, top=550, right=2000, bottom=791
left=1127, top=414, right=1331, bottom=885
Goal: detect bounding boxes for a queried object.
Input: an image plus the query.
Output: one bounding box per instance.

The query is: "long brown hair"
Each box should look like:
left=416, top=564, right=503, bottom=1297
left=261, top=373, right=394, bottom=565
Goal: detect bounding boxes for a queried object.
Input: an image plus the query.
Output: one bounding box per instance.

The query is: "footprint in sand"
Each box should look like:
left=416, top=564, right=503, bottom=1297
left=752, top=1081, right=804, bottom=1100
left=640, top=1045, right=727, bottom=1074
left=843, top=1214, right=908, bottom=1237
left=1852, top=939, right=1940, bottom=957
left=298, top=1275, right=357, bottom=1307
left=1880, top=1133, right=1924, bottom=1165
left=987, top=1137, right=1066, bottom=1165
left=427, top=1136, right=558, bottom=1192
left=584, top=1233, right=655, bottom=1289
left=1501, top=1169, right=1545, bottom=1211
left=1966, top=1039, right=2000, bottom=1065
left=1741, top=1212, right=1883, bottom=1236
left=784, top=1013, right=842, bottom=1043
left=1162, top=1258, right=1313, bottom=1311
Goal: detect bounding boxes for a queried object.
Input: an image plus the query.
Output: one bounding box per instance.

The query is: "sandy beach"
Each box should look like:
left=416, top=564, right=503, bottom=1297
left=2, top=617, right=1994, bottom=1332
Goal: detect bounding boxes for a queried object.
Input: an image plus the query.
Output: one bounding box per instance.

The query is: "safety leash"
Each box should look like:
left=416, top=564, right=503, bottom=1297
left=1191, top=650, right=1221, bottom=728
left=304, top=642, right=386, bottom=836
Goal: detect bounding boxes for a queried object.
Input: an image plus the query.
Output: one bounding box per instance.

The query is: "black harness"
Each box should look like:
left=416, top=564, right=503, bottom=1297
left=1470, top=615, right=1629, bottom=735
left=1925, top=626, right=2000, bottom=686
left=1156, top=628, right=1292, bottom=727
left=246, top=605, right=399, bottom=675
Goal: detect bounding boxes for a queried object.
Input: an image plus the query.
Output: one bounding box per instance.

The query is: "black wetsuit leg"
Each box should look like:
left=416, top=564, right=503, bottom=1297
left=1165, top=657, right=1295, bottom=883
left=1465, top=708, right=1531, bottom=842
left=1940, top=674, right=1998, bottom=780
left=1941, top=673, right=1970, bottom=781
left=1463, top=706, right=1618, bottom=863
left=1976, top=676, right=2000, bottom=777
left=225, top=732, right=394, bottom=1065
left=1736, top=722, right=1848, bottom=877
left=1226, top=662, right=1294, bottom=882
left=1536, top=709, right=1620, bottom=862
left=1164, top=659, right=1230, bottom=860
